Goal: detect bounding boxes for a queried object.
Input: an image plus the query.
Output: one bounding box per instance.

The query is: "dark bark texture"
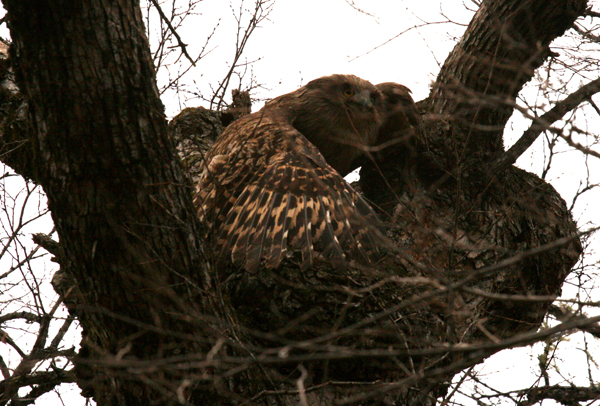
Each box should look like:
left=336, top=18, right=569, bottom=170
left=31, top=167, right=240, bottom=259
left=428, top=0, right=587, bottom=166
left=0, top=0, right=588, bottom=405
left=2, top=0, right=208, bottom=404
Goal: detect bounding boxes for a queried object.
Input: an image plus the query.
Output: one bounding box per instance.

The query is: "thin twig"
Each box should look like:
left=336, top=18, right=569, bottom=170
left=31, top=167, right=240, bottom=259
left=149, top=0, right=196, bottom=67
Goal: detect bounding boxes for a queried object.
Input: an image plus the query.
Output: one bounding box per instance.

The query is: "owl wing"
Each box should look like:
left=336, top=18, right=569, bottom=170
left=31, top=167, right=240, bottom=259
left=196, top=110, right=387, bottom=272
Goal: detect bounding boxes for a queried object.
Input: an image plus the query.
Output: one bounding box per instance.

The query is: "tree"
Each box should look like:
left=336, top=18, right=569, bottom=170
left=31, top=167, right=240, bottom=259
left=0, top=0, right=598, bottom=405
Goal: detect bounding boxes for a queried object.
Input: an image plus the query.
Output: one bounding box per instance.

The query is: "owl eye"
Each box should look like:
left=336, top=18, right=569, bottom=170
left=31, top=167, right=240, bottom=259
left=343, top=88, right=355, bottom=97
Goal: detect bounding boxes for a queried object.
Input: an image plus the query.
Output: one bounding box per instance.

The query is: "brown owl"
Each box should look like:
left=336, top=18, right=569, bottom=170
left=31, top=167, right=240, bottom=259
left=264, top=74, right=384, bottom=176
left=195, top=74, right=388, bottom=271
left=374, top=82, right=420, bottom=160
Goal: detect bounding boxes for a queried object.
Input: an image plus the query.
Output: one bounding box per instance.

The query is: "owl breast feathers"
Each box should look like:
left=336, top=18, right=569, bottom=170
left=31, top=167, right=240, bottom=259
left=195, top=74, right=401, bottom=271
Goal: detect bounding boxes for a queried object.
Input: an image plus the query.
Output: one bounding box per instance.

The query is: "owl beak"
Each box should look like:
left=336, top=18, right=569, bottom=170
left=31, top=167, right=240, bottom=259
left=354, top=89, right=375, bottom=111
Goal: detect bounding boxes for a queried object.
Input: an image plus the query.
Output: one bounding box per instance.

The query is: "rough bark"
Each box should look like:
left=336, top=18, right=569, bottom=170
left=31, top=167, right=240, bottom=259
left=0, top=0, right=589, bottom=405
left=428, top=0, right=587, bottom=166
left=0, top=40, right=38, bottom=182
left=2, top=0, right=208, bottom=404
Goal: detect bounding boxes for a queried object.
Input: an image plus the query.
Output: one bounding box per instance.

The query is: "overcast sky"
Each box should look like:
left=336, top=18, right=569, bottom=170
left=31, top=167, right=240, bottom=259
left=155, top=0, right=481, bottom=115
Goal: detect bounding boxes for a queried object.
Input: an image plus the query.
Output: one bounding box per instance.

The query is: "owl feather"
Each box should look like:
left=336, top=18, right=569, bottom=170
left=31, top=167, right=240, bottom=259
left=195, top=74, right=389, bottom=271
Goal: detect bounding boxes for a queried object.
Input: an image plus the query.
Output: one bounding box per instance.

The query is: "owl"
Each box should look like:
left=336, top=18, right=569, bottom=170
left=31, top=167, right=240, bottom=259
left=195, top=74, right=388, bottom=271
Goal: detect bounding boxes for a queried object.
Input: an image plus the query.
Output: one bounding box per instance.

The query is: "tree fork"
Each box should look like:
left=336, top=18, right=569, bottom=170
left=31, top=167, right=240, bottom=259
left=0, top=0, right=590, bottom=404
left=427, top=0, right=587, bottom=165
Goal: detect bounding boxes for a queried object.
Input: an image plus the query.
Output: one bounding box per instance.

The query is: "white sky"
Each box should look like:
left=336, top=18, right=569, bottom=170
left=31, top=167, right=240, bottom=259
left=159, top=0, right=478, bottom=114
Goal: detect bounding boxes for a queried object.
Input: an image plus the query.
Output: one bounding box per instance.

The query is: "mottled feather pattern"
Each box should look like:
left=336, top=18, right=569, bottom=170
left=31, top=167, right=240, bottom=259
left=264, top=74, right=384, bottom=176
left=195, top=75, right=389, bottom=271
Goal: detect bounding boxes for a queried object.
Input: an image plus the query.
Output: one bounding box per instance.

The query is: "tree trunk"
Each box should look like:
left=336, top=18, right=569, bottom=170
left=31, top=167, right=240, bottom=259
left=2, top=0, right=208, bottom=404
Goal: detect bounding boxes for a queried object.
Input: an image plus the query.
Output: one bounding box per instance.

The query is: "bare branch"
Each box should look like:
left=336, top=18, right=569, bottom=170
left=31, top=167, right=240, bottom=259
left=558, top=125, right=600, bottom=160
left=209, top=0, right=273, bottom=110
left=0, top=329, right=27, bottom=358
left=573, top=22, right=600, bottom=41
left=517, top=384, right=600, bottom=406
left=342, top=0, right=379, bottom=20
left=548, top=304, right=600, bottom=338
left=0, top=311, right=41, bottom=324
left=148, top=0, right=195, bottom=67
left=495, top=76, right=600, bottom=171
left=350, top=20, right=451, bottom=62
left=584, top=8, right=600, bottom=18
left=0, top=370, right=76, bottom=404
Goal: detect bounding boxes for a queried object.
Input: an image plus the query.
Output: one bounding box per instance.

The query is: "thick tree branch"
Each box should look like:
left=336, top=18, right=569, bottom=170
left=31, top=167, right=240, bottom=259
left=427, top=0, right=587, bottom=163
left=518, top=385, right=600, bottom=406
left=585, top=8, right=600, bottom=18
left=495, top=76, right=600, bottom=170
left=336, top=314, right=600, bottom=405
left=0, top=370, right=76, bottom=405
left=548, top=304, right=600, bottom=338
left=32, top=232, right=62, bottom=262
